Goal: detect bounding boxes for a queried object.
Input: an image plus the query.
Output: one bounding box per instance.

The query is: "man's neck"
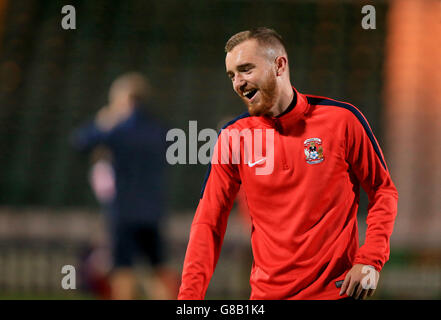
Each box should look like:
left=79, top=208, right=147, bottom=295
left=270, top=82, right=294, bottom=117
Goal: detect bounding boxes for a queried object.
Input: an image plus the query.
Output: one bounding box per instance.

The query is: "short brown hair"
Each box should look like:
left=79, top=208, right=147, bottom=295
left=225, top=27, right=287, bottom=55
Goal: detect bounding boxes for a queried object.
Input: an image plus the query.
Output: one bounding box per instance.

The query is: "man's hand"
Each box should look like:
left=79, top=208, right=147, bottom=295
left=339, top=264, right=379, bottom=300
left=95, top=105, right=128, bottom=132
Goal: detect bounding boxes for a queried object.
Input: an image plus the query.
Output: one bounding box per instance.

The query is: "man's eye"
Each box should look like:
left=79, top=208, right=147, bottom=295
left=242, top=68, right=253, bottom=74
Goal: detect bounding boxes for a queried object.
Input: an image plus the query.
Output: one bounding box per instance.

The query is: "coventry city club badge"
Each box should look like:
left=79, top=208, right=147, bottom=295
left=304, top=138, right=324, bottom=164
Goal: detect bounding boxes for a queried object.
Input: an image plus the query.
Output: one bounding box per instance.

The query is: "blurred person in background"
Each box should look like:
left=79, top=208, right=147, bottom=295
left=178, top=28, right=398, bottom=300
left=71, top=72, right=179, bottom=299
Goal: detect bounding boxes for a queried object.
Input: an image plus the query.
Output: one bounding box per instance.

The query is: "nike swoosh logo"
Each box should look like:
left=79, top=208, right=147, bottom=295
left=247, top=158, right=266, bottom=167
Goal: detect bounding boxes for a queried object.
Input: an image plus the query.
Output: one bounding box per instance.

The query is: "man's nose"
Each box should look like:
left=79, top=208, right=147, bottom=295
left=233, top=75, right=246, bottom=92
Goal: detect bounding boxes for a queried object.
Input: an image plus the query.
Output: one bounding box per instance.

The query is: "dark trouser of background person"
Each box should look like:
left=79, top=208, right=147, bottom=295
left=109, top=219, right=180, bottom=299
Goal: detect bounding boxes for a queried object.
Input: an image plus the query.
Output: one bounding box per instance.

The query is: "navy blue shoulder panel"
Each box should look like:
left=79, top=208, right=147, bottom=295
left=199, top=112, right=250, bottom=199
left=220, top=111, right=251, bottom=131
left=306, top=96, right=387, bottom=170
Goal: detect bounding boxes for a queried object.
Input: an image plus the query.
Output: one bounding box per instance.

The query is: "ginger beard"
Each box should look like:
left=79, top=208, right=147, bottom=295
left=240, top=68, right=278, bottom=117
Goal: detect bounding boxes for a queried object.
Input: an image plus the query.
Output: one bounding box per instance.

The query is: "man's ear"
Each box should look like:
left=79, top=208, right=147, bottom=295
left=275, top=56, right=287, bottom=76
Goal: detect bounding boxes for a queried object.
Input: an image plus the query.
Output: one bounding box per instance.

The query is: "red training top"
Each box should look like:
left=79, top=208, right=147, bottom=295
left=178, top=87, right=398, bottom=300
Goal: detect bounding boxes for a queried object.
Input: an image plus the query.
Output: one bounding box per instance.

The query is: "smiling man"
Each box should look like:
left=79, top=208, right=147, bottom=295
left=225, top=30, right=292, bottom=118
left=178, top=28, right=398, bottom=300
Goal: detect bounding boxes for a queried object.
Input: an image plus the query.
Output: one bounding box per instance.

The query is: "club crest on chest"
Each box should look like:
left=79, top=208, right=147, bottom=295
left=304, top=137, right=324, bottom=164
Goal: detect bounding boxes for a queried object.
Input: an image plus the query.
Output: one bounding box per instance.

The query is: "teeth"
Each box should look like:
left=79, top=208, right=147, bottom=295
left=244, top=90, right=254, bottom=97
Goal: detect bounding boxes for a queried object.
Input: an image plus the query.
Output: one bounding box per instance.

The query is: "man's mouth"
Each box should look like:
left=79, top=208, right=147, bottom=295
left=243, top=89, right=258, bottom=100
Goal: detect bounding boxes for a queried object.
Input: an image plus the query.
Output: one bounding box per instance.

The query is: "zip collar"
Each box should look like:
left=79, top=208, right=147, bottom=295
left=260, top=86, right=309, bottom=131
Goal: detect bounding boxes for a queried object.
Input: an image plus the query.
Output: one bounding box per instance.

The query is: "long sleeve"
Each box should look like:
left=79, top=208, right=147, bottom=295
left=345, top=109, right=398, bottom=272
left=70, top=120, right=112, bottom=153
left=178, top=131, right=241, bottom=299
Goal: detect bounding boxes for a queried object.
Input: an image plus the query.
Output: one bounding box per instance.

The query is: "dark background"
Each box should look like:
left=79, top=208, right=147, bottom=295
left=0, top=0, right=440, bottom=301
left=0, top=0, right=386, bottom=211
